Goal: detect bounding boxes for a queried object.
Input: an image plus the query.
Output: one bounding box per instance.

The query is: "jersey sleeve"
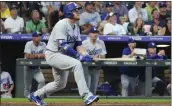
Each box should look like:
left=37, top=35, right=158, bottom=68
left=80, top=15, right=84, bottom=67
left=24, top=42, right=31, bottom=54
left=54, top=22, right=67, bottom=40
left=26, top=21, right=31, bottom=32
left=7, top=72, right=14, bottom=85
left=79, top=13, right=86, bottom=26
left=103, top=24, right=112, bottom=35
left=122, top=48, right=129, bottom=56
left=101, top=41, right=107, bottom=55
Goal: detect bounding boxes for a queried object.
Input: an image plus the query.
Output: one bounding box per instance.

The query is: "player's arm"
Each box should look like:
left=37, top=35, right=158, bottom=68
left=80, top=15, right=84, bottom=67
left=122, top=48, right=135, bottom=58
left=24, top=42, right=39, bottom=59
left=37, top=42, right=46, bottom=59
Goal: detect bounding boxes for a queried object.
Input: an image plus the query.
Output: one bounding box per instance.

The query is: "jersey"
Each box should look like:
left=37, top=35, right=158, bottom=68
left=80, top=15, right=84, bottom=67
left=120, top=47, right=139, bottom=77
left=0, top=71, right=14, bottom=92
left=24, top=41, right=46, bottom=69
left=46, top=18, right=81, bottom=53
left=82, top=38, right=107, bottom=57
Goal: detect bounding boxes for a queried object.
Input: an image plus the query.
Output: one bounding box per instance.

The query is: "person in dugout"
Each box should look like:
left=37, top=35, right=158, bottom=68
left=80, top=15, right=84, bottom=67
left=120, top=38, right=140, bottom=97
left=137, top=42, right=167, bottom=96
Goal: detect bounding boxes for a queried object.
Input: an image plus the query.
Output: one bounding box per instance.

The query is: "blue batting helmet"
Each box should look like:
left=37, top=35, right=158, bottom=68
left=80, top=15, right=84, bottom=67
left=63, top=2, right=82, bottom=18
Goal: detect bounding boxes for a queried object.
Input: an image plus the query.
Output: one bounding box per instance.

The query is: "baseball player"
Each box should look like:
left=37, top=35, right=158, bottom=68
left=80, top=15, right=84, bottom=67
left=28, top=2, right=99, bottom=106
left=0, top=61, right=14, bottom=98
left=82, top=27, right=107, bottom=95
left=24, top=31, right=46, bottom=97
left=120, top=38, right=139, bottom=97
left=138, top=42, right=167, bottom=96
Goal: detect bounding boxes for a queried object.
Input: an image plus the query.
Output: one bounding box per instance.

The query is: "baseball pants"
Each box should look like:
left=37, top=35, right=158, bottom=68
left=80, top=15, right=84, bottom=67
left=34, top=51, right=90, bottom=97
left=83, top=66, right=101, bottom=95
left=121, top=74, right=138, bottom=97
left=24, top=67, right=45, bottom=97
left=1, top=93, right=12, bottom=98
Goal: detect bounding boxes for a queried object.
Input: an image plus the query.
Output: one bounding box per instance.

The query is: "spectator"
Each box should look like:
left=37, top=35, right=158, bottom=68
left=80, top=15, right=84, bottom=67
left=26, top=10, right=47, bottom=33
left=98, top=19, right=108, bottom=35
left=0, top=19, right=5, bottom=33
left=101, top=2, right=114, bottom=20
left=150, top=24, right=161, bottom=36
left=160, top=18, right=171, bottom=36
left=47, top=3, right=65, bottom=32
left=93, top=1, right=104, bottom=14
left=4, top=6, right=24, bottom=34
left=119, top=16, right=129, bottom=34
left=138, top=42, right=167, bottom=96
left=0, top=2, right=11, bottom=20
left=0, top=61, right=14, bottom=98
left=79, top=1, right=101, bottom=34
left=113, top=1, right=128, bottom=22
left=128, top=1, right=148, bottom=24
left=131, top=17, right=145, bottom=36
left=166, top=1, right=171, bottom=18
left=144, top=1, right=158, bottom=21
left=159, top=2, right=168, bottom=27
left=103, top=12, right=126, bottom=35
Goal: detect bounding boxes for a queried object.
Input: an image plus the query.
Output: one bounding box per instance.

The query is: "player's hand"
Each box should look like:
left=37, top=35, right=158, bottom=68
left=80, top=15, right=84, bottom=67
left=159, top=50, right=165, bottom=56
left=129, top=52, right=136, bottom=57
left=76, top=54, right=93, bottom=62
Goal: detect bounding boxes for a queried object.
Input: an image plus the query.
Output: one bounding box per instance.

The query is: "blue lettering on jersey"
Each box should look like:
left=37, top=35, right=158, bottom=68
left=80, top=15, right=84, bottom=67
left=87, top=48, right=102, bottom=55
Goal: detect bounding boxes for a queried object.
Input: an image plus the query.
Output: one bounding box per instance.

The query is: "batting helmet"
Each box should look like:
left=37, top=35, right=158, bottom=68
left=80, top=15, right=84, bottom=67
left=63, top=2, right=82, bottom=18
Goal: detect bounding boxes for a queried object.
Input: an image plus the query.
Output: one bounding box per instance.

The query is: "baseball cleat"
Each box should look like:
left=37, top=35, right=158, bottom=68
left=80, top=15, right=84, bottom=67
left=28, top=92, right=44, bottom=106
left=84, top=95, right=99, bottom=106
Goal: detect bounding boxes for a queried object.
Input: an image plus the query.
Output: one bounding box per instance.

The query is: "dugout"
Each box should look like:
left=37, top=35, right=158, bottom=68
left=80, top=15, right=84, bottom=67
left=0, top=38, right=171, bottom=97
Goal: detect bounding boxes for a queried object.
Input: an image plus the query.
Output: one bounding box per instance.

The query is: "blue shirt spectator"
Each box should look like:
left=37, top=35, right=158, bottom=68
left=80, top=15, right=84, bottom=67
left=101, top=2, right=114, bottom=20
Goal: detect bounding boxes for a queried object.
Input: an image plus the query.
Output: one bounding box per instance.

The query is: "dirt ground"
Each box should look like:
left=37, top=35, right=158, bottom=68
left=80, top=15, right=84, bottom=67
left=1, top=102, right=171, bottom=106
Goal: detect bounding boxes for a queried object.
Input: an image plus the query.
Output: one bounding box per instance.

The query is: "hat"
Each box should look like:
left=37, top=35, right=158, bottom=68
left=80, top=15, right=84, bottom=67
left=89, top=27, right=99, bottom=33
left=9, top=6, right=18, bottom=11
left=32, top=31, right=42, bottom=37
left=85, top=1, right=93, bottom=7
left=148, top=42, right=156, bottom=48
left=128, top=38, right=135, bottom=43
left=105, top=2, right=114, bottom=8
left=159, top=2, right=166, bottom=8
left=106, top=12, right=117, bottom=20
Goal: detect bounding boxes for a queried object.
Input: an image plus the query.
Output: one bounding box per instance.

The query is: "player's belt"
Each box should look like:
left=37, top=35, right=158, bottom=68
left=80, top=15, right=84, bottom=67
left=0, top=91, right=8, bottom=95
left=46, top=49, right=59, bottom=53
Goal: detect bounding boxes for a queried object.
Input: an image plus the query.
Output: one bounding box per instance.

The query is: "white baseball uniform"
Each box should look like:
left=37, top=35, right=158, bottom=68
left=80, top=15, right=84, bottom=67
left=34, top=18, right=92, bottom=97
left=0, top=71, right=14, bottom=98
left=82, top=38, right=107, bottom=95
left=24, top=41, right=46, bottom=97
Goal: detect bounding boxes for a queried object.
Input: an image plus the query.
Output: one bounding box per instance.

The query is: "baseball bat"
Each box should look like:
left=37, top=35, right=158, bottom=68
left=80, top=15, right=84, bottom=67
left=93, top=58, right=136, bottom=61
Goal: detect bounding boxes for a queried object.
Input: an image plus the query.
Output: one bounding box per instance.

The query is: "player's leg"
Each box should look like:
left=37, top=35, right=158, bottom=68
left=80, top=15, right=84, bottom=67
left=1, top=93, right=12, bottom=98
left=137, top=80, right=145, bottom=96
left=29, top=52, right=98, bottom=105
left=129, top=76, right=138, bottom=96
left=33, top=69, right=45, bottom=90
left=83, top=66, right=91, bottom=90
left=90, top=68, right=101, bottom=95
left=121, top=74, right=130, bottom=97
left=34, top=67, right=69, bottom=97
left=24, top=67, right=33, bottom=97
left=167, top=84, right=171, bottom=95
left=152, top=77, right=165, bottom=96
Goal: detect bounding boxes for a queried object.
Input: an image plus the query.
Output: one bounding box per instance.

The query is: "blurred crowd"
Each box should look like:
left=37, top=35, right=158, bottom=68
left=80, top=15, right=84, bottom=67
left=0, top=1, right=171, bottom=35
